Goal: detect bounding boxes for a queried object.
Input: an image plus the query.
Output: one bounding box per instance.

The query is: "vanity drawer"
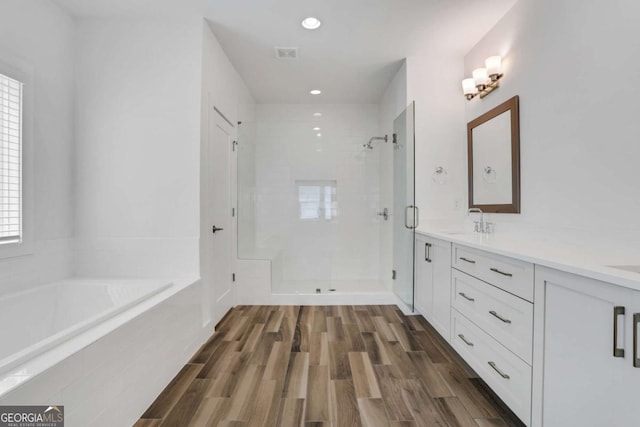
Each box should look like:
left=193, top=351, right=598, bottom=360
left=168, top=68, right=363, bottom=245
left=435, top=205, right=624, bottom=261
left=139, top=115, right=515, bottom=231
left=452, top=244, right=534, bottom=302
left=451, top=309, right=532, bottom=425
left=451, top=269, right=533, bottom=364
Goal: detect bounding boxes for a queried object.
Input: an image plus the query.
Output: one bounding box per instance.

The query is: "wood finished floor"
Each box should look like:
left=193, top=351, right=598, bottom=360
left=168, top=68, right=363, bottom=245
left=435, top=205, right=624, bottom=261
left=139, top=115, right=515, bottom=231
left=134, top=305, right=525, bottom=427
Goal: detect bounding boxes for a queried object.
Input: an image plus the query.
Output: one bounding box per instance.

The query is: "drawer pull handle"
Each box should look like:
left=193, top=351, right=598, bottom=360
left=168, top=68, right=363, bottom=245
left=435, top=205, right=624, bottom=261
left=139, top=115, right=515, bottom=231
left=614, top=306, right=625, bottom=358
left=460, top=257, right=476, bottom=264
left=488, top=361, right=510, bottom=379
left=458, top=334, right=474, bottom=347
left=634, top=313, right=640, bottom=367
left=490, top=267, right=513, bottom=277
left=425, top=242, right=432, bottom=263
left=489, top=310, right=512, bottom=324
left=458, top=292, right=475, bottom=302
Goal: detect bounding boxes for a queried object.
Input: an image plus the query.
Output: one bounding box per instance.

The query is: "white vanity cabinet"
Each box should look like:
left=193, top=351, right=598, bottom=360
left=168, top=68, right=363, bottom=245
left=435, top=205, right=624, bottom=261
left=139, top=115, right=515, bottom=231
left=416, top=230, right=640, bottom=427
left=534, top=267, right=640, bottom=427
left=414, top=235, right=452, bottom=340
left=450, top=243, right=534, bottom=425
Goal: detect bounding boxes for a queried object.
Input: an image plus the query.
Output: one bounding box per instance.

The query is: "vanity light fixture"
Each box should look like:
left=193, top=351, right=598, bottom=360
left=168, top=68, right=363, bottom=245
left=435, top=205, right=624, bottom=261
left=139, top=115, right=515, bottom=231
left=462, top=55, right=503, bottom=100
left=310, top=89, right=322, bottom=95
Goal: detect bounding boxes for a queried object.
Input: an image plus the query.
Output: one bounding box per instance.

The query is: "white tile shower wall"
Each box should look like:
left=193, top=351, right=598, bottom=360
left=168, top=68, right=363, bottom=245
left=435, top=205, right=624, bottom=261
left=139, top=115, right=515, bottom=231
left=253, top=104, right=384, bottom=288
left=0, top=281, right=206, bottom=427
left=74, top=17, right=203, bottom=278
left=0, top=1, right=75, bottom=292
left=464, top=0, right=640, bottom=247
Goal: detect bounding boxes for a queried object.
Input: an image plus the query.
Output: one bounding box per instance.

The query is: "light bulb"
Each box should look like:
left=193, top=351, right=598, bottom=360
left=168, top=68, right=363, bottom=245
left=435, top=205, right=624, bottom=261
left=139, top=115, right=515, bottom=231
left=472, top=68, right=490, bottom=88
left=462, top=78, right=478, bottom=96
left=485, top=56, right=502, bottom=79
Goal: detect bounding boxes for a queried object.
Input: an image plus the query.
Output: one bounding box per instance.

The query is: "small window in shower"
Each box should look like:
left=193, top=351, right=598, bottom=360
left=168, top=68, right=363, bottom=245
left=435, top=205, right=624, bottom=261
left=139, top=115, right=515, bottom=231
left=296, top=180, right=337, bottom=221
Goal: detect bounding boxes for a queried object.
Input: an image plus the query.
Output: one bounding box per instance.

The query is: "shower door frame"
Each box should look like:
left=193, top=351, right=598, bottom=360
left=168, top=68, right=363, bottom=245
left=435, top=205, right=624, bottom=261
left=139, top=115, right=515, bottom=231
left=392, top=101, right=417, bottom=312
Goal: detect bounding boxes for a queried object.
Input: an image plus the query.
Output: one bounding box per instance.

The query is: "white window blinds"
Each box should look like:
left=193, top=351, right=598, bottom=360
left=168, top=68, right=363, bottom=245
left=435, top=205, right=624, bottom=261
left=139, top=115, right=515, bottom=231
left=0, top=73, right=22, bottom=243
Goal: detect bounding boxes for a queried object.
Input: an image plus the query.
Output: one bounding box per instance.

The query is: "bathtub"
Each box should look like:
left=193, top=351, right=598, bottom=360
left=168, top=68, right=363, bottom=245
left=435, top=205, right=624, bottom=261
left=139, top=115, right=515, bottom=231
left=0, top=277, right=207, bottom=427
left=0, top=279, right=171, bottom=379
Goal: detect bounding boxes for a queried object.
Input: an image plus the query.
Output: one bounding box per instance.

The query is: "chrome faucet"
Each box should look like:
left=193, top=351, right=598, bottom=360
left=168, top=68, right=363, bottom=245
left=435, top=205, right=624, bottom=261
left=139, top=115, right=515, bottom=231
left=468, top=208, right=493, bottom=234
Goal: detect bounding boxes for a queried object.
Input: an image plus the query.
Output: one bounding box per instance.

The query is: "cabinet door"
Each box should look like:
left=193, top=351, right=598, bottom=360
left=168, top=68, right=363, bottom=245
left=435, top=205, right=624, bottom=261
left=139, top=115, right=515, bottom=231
left=539, top=267, right=640, bottom=427
left=414, top=236, right=433, bottom=316
left=430, top=239, right=451, bottom=340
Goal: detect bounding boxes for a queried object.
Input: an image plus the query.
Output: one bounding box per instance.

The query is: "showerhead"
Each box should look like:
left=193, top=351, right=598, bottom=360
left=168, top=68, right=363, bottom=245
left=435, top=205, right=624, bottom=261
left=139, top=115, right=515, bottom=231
left=363, top=135, right=388, bottom=150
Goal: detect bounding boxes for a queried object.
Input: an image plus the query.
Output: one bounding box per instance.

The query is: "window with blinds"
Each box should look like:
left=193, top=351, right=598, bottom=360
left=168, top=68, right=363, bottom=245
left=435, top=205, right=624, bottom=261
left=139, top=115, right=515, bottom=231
left=0, top=73, right=22, bottom=243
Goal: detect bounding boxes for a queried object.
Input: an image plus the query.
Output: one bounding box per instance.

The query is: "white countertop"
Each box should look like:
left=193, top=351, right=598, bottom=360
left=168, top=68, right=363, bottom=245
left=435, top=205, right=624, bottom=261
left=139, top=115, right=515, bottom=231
left=416, top=226, right=640, bottom=292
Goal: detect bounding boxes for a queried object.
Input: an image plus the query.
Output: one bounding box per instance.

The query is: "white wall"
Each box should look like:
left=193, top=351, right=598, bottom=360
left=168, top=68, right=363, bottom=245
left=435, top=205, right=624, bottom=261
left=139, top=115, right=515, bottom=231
left=464, top=0, right=640, bottom=245
left=0, top=0, right=75, bottom=294
left=407, top=54, right=467, bottom=227
left=378, top=63, right=407, bottom=290
left=74, top=17, right=203, bottom=277
left=252, top=104, right=383, bottom=292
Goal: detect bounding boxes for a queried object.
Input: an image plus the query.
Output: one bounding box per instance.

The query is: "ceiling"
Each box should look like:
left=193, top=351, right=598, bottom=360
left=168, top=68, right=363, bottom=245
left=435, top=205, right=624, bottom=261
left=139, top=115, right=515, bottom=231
left=54, top=0, right=517, bottom=104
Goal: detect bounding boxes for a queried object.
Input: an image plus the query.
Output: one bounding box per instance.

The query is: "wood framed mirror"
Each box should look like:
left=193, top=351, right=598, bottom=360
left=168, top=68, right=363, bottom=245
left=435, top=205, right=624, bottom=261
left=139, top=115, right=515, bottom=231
left=468, top=95, right=520, bottom=213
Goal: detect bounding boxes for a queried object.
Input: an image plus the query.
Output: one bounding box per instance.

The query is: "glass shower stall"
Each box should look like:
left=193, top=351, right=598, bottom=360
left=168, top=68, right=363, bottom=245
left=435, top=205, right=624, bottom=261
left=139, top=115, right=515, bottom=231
left=236, top=102, right=416, bottom=309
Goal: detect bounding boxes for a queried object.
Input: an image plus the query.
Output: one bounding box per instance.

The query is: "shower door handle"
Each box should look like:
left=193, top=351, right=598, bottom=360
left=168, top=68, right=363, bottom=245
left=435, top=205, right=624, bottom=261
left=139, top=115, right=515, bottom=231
left=404, top=206, right=417, bottom=229
left=404, top=206, right=419, bottom=229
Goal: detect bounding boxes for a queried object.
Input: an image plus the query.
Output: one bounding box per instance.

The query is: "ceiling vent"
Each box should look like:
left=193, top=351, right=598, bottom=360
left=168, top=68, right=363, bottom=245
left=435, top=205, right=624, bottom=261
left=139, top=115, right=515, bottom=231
left=275, top=47, right=298, bottom=59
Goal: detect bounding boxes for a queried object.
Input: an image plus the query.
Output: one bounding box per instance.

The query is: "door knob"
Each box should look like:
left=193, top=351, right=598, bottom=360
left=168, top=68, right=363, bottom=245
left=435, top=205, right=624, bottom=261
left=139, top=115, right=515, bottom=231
left=212, top=226, right=224, bottom=234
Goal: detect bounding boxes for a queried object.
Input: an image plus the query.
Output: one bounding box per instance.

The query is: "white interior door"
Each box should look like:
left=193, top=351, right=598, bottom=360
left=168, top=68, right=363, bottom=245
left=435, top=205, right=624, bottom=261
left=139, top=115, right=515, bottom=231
left=206, top=105, right=234, bottom=325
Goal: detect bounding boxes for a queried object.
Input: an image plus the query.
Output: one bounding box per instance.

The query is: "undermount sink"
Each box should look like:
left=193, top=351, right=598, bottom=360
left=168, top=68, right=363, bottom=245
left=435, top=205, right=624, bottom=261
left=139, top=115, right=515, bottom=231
left=441, top=230, right=472, bottom=236
left=607, top=265, right=640, bottom=274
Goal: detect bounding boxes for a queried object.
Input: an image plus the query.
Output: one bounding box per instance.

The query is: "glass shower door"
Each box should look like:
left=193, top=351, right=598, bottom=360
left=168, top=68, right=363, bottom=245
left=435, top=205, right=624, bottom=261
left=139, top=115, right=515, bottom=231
left=392, top=102, right=416, bottom=311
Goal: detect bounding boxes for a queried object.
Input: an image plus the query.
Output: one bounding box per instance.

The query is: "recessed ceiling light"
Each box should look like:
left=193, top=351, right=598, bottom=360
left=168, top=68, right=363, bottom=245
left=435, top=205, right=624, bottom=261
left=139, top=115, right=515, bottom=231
left=317, top=133, right=322, bottom=137
left=313, top=112, right=322, bottom=117
left=301, top=17, right=322, bottom=30
left=310, top=89, right=322, bottom=95
left=313, top=127, right=321, bottom=131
